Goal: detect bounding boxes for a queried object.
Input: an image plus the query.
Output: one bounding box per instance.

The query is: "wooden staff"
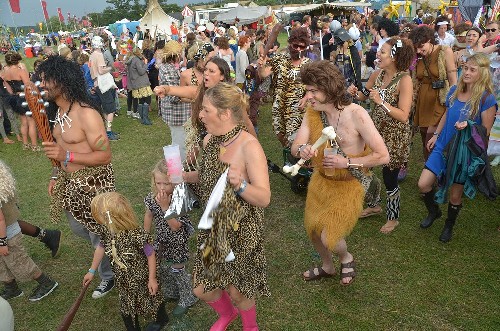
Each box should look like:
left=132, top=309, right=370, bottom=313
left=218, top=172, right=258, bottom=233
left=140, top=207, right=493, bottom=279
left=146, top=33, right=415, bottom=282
left=262, top=23, right=283, bottom=58
left=56, top=283, right=90, bottom=331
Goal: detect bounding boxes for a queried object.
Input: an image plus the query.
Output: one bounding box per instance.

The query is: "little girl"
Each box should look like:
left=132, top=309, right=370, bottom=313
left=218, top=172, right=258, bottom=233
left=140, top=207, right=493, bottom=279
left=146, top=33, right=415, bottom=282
left=144, top=160, right=197, bottom=316
left=83, top=192, right=168, bottom=331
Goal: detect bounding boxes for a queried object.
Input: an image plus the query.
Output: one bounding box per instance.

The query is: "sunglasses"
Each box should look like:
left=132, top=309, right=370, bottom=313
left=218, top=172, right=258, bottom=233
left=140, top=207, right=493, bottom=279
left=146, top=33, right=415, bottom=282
left=485, top=28, right=497, bottom=32
left=291, top=43, right=307, bottom=50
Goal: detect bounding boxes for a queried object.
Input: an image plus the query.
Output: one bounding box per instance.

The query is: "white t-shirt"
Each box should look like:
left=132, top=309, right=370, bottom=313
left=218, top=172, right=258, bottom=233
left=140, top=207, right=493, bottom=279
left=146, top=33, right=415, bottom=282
left=436, top=32, right=456, bottom=47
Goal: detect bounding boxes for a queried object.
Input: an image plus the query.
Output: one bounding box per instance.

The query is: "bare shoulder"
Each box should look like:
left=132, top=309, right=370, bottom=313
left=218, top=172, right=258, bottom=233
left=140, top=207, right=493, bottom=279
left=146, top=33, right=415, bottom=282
left=75, top=104, right=104, bottom=124
left=180, top=69, right=191, bottom=78
left=344, top=103, right=369, bottom=120
left=443, top=46, right=454, bottom=56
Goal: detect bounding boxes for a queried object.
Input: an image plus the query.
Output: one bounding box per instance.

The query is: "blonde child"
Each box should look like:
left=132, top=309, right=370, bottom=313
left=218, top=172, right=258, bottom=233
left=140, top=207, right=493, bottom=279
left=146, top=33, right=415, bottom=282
left=144, top=160, right=197, bottom=316
left=83, top=192, right=168, bottom=331
left=0, top=160, right=58, bottom=302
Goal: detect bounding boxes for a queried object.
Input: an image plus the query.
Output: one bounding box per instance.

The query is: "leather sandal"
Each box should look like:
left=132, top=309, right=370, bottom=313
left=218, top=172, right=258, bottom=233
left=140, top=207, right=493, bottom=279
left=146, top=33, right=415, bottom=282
left=340, top=260, right=356, bottom=286
left=303, top=266, right=336, bottom=281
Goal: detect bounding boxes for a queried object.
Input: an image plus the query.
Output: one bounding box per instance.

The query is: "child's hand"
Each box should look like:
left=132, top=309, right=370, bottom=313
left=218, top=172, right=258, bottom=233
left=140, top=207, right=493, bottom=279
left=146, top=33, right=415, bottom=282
left=148, top=277, right=158, bottom=295
left=155, top=191, right=172, bottom=211
left=0, top=246, right=8, bottom=256
left=83, top=273, right=94, bottom=286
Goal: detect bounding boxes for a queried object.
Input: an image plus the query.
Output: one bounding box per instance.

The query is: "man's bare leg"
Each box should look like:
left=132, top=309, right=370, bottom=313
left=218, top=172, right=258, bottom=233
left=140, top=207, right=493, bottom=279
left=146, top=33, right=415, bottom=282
left=303, top=231, right=335, bottom=279
left=334, top=238, right=355, bottom=285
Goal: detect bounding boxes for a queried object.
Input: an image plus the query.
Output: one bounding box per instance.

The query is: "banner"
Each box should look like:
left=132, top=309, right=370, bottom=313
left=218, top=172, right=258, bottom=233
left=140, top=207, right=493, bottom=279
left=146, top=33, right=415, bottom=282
left=58, top=8, right=64, bottom=22
left=41, top=0, right=49, bottom=21
left=9, top=0, right=20, bottom=13
left=458, top=0, right=483, bottom=22
left=492, top=0, right=500, bottom=20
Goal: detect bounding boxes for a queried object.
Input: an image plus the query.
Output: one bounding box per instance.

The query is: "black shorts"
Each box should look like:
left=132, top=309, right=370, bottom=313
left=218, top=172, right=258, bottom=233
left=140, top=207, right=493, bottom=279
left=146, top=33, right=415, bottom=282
left=97, top=89, right=115, bottom=115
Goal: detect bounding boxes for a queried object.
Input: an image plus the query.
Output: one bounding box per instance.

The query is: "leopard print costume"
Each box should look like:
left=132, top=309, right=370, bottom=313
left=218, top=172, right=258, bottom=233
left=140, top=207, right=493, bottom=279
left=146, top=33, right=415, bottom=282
left=193, top=125, right=270, bottom=299
left=100, top=228, right=164, bottom=319
left=268, top=53, right=310, bottom=145
left=50, top=164, right=115, bottom=235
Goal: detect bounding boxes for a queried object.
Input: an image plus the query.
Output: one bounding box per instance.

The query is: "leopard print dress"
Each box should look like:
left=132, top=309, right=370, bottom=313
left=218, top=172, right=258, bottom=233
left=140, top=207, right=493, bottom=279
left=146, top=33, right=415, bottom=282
left=192, top=125, right=270, bottom=299
left=268, top=53, right=309, bottom=144
left=144, top=192, right=194, bottom=263
left=100, top=228, right=164, bottom=319
left=371, top=70, right=411, bottom=170
left=50, top=164, right=115, bottom=235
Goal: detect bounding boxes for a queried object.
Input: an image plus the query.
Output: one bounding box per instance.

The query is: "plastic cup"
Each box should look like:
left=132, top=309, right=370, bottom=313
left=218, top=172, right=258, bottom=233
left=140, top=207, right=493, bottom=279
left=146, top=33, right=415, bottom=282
left=323, top=147, right=338, bottom=177
left=163, top=145, right=183, bottom=184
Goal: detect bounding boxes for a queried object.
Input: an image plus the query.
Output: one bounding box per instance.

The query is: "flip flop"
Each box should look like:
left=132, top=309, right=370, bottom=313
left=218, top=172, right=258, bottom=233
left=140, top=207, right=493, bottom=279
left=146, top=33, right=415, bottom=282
left=303, top=266, right=335, bottom=281
left=359, top=207, right=383, bottom=218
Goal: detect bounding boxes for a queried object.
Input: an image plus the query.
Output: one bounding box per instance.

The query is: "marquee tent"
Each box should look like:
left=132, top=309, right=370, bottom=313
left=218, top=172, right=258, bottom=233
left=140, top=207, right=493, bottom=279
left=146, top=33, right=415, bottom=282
left=139, top=0, right=179, bottom=36
left=215, top=5, right=271, bottom=25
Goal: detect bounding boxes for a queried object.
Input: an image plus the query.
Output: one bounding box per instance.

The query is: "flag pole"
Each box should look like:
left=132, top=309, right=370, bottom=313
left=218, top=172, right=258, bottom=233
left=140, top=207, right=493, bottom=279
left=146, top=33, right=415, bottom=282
left=39, top=0, right=53, bottom=34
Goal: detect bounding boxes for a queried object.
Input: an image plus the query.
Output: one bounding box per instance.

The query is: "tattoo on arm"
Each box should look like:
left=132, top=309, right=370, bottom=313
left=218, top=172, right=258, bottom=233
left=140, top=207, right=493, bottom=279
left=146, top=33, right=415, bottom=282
left=94, top=135, right=108, bottom=151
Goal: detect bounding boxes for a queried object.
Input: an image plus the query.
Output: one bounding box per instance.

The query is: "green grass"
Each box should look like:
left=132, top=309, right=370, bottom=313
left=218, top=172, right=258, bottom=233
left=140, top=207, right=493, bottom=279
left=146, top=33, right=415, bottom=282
left=1, top=44, right=500, bottom=330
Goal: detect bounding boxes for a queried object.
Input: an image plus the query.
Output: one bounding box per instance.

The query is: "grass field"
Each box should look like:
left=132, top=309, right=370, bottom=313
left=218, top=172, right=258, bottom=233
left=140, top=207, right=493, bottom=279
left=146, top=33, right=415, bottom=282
left=1, top=37, right=500, bottom=330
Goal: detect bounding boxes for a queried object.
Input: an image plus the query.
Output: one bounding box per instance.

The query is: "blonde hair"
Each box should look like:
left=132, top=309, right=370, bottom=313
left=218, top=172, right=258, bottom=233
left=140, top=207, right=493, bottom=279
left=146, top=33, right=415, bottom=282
left=449, top=53, right=493, bottom=119
left=91, top=192, right=139, bottom=269
left=150, top=159, right=170, bottom=196
left=0, top=160, right=16, bottom=207
left=161, top=40, right=183, bottom=63
left=204, top=83, right=249, bottom=123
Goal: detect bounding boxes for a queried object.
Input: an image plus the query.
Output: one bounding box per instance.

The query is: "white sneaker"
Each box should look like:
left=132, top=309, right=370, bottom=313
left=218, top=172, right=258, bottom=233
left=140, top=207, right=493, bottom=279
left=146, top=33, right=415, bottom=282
left=92, top=279, right=114, bottom=299
left=491, top=156, right=500, bottom=166
left=127, top=111, right=133, bottom=116
left=132, top=112, right=140, bottom=119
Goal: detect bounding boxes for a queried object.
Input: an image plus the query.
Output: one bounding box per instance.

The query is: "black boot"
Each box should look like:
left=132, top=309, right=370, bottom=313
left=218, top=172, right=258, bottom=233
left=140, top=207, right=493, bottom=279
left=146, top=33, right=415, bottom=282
left=420, top=189, right=442, bottom=228
left=145, top=303, right=169, bottom=331
left=121, top=314, right=140, bottom=331
left=0, top=280, right=24, bottom=300
left=439, top=203, right=462, bottom=243
left=40, top=229, right=62, bottom=258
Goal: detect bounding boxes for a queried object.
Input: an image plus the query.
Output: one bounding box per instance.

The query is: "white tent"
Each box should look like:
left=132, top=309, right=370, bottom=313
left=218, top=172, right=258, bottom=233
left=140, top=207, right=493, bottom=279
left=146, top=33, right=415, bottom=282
left=139, top=0, right=179, bottom=36
left=215, top=5, right=271, bottom=25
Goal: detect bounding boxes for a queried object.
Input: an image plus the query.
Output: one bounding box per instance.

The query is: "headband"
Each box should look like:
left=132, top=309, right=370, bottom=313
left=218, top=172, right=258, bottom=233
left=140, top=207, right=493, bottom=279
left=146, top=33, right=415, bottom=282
left=436, top=21, right=449, bottom=26
left=391, top=39, right=403, bottom=58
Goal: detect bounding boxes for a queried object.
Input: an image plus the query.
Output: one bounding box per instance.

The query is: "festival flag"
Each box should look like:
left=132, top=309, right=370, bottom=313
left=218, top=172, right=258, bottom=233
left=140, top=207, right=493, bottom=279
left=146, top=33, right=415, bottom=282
left=68, top=12, right=71, bottom=22
left=41, top=0, right=49, bottom=21
left=492, top=0, right=500, bottom=21
left=57, top=8, right=65, bottom=22
left=9, top=0, right=21, bottom=13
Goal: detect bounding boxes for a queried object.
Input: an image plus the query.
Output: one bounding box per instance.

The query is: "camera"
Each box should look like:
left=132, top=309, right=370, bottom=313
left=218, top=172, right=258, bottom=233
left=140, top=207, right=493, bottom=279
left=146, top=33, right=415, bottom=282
left=432, top=80, right=445, bottom=89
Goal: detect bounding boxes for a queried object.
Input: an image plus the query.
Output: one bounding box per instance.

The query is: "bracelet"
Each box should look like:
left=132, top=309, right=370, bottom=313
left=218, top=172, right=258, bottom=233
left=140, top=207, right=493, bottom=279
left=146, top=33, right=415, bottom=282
left=381, top=101, right=391, bottom=113
left=63, top=150, right=70, bottom=167
left=50, top=176, right=58, bottom=180
left=296, top=144, right=308, bottom=157
left=433, top=131, right=440, bottom=136
left=69, top=152, right=74, bottom=163
left=347, top=158, right=364, bottom=169
left=235, top=179, right=247, bottom=195
left=88, top=268, right=96, bottom=275
left=0, top=236, right=7, bottom=247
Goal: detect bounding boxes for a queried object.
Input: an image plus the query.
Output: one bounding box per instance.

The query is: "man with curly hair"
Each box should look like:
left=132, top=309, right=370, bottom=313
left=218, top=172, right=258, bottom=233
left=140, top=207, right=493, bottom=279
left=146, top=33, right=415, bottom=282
left=37, top=55, right=116, bottom=300
left=258, top=27, right=311, bottom=147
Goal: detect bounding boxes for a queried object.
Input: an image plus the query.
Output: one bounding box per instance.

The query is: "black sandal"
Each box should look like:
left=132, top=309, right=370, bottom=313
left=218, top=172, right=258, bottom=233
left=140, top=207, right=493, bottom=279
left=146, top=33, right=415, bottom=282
left=340, top=260, right=356, bottom=286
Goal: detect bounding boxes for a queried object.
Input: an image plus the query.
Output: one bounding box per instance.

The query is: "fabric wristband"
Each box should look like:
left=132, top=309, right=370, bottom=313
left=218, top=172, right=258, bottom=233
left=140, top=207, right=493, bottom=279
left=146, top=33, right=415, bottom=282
left=88, top=268, right=96, bottom=275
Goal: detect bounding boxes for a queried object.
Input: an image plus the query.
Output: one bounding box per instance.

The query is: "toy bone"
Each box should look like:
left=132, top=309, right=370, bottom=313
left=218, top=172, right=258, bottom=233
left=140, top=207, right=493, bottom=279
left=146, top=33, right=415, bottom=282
left=283, top=126, right=337, bottom=176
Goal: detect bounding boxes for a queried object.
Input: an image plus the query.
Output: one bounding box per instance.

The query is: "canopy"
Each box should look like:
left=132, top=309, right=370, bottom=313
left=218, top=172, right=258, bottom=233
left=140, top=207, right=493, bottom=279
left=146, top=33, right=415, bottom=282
left=215, top=5, right=271, bottom=25
left=182, top=5, right=194, bottom=17
left=290, top=2, right=371, bottom=13
left=140, top=0, right=180, bottom=36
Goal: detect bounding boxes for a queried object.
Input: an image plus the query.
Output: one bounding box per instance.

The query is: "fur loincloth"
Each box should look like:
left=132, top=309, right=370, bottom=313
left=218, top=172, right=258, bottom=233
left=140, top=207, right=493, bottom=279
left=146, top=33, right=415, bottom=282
left=0, top=160, right=16, bottom=208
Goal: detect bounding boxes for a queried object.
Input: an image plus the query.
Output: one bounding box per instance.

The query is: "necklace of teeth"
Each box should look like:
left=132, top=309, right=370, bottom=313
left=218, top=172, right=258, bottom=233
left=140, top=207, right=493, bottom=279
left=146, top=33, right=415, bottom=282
left=51, top=108, right=73, bottom=133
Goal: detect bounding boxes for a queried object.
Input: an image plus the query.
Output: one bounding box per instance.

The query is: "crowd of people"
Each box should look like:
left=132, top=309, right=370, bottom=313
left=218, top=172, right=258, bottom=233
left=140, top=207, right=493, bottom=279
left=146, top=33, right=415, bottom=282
left=1, top=7, right=500, bottom=331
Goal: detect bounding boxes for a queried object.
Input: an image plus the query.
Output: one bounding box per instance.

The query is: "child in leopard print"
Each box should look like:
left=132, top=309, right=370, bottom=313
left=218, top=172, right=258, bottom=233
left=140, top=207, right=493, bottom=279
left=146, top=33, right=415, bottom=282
left=84, top=192, right=168, bottom=331
left=144, top=160, right=197, bottom=316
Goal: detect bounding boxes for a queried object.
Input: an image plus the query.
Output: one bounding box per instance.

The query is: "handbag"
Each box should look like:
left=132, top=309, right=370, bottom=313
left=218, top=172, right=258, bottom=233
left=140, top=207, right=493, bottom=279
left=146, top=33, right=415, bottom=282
left=97, top=72, right=116, bottom=93
left=163, top=182, right=199, bottom=220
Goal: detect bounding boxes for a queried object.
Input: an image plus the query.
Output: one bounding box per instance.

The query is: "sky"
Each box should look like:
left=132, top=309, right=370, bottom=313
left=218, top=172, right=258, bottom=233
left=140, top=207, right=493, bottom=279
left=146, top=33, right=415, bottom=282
left=0, top=0, right=195, bottom=27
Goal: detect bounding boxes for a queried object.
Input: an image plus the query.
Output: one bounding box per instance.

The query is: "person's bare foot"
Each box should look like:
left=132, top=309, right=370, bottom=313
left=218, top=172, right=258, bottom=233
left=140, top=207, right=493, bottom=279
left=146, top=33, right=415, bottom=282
left=3, top=138, right=15, bottom=144
left=380, top=220, right=399, bottom=234
left=16, top=134, right=22, bottom=142
left=360, top=206, right=383, bottom=218
left=303, top=266, right=336, bottom=281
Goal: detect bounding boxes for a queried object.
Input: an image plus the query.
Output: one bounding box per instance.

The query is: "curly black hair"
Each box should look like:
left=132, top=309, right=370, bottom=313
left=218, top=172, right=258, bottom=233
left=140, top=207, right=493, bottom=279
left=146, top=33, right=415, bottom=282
left=288, top=27, right=310, bottom=46
left=408, top=25, right=436, bottom=48
left=378, top=18, right=400, bottom=37
left=35, top=55, right=99, bottom=112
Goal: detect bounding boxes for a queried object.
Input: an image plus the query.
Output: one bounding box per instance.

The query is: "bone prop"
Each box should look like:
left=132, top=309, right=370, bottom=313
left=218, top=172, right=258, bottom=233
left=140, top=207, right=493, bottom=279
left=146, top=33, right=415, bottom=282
left=283, top=126, right=337, bottom=176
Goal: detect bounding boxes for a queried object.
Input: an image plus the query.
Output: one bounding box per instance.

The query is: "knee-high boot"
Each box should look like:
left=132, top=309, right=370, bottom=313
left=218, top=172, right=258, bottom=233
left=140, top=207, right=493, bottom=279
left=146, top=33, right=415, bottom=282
left=239, top=305, right=259, bottom=331
left=141, top=103, right=152, bottom=125
left=206, top=290, right=238, bottom=331
left=144, top=302, right=169, bottom=331
left=439, top=203, right=462, bottom=243
left=420, top=188, right=442, bottom=228
left=121, top=314, right=140, bottom=331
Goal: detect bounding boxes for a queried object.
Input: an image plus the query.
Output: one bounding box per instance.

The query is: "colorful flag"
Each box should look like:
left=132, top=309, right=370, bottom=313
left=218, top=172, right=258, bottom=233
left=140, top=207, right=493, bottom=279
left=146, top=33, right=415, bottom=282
left=9, top=0, right=21, bottom=13
left=492, top=0, right=500, bottom=21
left=41, top=0, right=49, bottom=21
left=57, top=8, right=64, bottom=22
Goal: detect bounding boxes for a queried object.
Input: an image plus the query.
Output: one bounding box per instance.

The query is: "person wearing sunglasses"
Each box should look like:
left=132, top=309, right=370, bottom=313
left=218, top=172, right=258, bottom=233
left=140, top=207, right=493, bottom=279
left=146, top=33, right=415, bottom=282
left=258, top=27, right=311, bottom=147
left=483, top=21, right=500, bottom=47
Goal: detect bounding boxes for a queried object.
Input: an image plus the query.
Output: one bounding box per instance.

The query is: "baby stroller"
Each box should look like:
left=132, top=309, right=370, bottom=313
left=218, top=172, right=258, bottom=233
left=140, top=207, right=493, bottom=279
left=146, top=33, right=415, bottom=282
left=267, top=147, right=312, bottom=194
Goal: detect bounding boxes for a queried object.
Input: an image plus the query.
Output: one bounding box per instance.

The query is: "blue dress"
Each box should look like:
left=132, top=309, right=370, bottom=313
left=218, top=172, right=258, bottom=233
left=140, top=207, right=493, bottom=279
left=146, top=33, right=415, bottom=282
left=426, top=85, right=497, bottom=176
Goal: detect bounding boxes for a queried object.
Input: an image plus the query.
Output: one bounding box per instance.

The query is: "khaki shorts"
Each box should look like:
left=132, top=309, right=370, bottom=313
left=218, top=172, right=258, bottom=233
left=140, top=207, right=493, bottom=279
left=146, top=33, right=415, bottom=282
left=0, top=233, right=41, bottom=283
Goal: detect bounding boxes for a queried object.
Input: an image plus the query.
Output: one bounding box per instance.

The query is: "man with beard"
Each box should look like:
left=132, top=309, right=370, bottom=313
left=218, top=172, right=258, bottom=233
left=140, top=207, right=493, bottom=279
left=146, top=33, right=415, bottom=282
left=258, top=27, right=311, bottom=147
left=37, top=56, right=116, bottom=300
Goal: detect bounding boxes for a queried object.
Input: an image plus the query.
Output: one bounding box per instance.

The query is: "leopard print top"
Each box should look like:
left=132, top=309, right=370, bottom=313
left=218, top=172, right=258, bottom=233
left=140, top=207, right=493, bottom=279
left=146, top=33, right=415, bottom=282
left=100, top=228, right=164, bottom=319
left=193, top=125, right=270, bottom=299
left=50, top=164, right=115, bottom=235
left=268, top=53, right=309, bottom=145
